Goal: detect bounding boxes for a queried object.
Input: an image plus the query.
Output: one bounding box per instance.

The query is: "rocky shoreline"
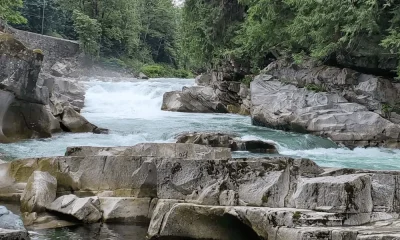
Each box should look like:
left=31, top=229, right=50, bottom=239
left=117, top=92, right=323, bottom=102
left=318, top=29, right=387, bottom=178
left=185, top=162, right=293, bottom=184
left=0, top=32, right=107, bottom=143
left=161, top=60, right=400, bottom=149
left=0, top=143, right=399, bottom=239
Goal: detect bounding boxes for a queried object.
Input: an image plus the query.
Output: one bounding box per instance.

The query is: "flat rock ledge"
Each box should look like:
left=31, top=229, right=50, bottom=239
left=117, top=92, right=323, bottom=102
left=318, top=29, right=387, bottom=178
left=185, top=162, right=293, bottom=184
left=0, top=143, right=399, bottom=240
left=176, top=132, right=279, bottom=153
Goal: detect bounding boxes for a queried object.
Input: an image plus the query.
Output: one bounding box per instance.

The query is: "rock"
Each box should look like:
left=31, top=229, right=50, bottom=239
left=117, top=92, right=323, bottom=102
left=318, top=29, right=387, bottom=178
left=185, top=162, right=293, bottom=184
left=51, top=62, right=72, bottom=77
left=0, top=229, right=30, bottom=240
left=148, top=202, right=400, bottom=240
left=292, top=174, right=373, bottom=213
left=0, top=33, right=66, bottom=143
left=1, top=145, right=400, bottom=238
left=162, top=79, right=250, bottom=114
left=250, top=74, right=400, bottom=148
left=41, top=73, right=86, bottom=111
left=60, top=106, right=97, bottom=133
left=162, top=87, right=229, bottom=113
left=65, top=143, right=232, bottom=160
left=100, top=197, right=154, bottom=223
left=0, top=33, right=47, bottom=105
left=22, top=212, right=77, bottom=230
left=265, top=59, right=399, bottom=111
left=20, top=171, right=57, bottom=213
left=138, top=72, right=149, bottom=79
left=3, top=101, right=61, bottom=141
left=176, top=132, right=278, bottom=153
left=47, top=195, right=102, bottom=223
left=131, top=160, right=157, bottom=198
left=195, top=74, right=212, bottom=86
left=0, top=206, right=25, bottom=230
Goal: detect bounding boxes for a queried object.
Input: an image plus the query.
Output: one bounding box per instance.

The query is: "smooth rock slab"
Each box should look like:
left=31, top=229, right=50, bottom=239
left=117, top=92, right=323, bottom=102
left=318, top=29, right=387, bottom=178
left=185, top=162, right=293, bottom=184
left=20, top=171, right=57, bottom=213
left=292, top=174, right=373, bottom=213
left=148, top=203, right=400, bottom=240
left=100, top=197, right=155, bottom=223
left=47, top=195, right=102, bottom=223
left=65, top=143, right=232, bottom=160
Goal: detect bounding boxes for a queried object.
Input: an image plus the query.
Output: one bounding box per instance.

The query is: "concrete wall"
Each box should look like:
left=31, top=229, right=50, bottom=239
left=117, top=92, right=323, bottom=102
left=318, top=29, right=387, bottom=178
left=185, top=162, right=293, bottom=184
left=11, top=29, right=80, bottom=69
left=0, top=19, right=80, bottom=69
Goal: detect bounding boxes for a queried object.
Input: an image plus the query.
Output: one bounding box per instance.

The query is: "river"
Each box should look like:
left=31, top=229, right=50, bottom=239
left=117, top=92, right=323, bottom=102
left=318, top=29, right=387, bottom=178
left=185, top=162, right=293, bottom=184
left=1, top=78, right=400, bottom=239
left=1, top=78, right=399, bottom=170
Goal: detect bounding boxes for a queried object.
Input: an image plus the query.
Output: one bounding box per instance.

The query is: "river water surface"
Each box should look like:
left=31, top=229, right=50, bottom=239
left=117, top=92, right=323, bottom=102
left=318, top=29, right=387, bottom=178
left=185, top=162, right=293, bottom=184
left=1, top=78, right=400, bottom=239
left=1, top=78, right=399, bottom=170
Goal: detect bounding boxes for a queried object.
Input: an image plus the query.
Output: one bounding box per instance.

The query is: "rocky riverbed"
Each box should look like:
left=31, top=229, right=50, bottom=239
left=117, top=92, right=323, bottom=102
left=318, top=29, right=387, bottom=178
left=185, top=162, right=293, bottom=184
left=0, top=143, right=400, bottom=239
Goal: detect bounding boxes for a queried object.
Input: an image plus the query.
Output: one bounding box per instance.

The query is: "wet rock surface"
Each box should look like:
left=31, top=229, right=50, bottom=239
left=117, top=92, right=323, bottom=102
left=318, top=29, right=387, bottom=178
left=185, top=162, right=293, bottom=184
left=162, top=72, right=250, bottom=115
left=0, top=33, right=106, bottom=143
left=176, top=132, right=278, bottom=153
left=0, top=143, right=399, bottom=239
left=250, top=60, right=400, bottom=148
left=0, top=206, right=30, bottom=239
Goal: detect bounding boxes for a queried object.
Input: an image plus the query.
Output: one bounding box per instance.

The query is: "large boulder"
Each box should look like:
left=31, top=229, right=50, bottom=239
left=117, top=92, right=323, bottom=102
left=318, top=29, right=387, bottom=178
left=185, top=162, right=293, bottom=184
left=100, top=197, right=156, bottom=223
left=0, top=33, right=62, bottom=142
left=162, top=86, right=229, bottom=113
left=265, top=60, right=400, bottom=111
left=0, top=206, right=25, bottom=230
left=176, top=132, right=278, bottom=153
left=47, top=195, right=102, bottom=223
left=250, top=73, right=400, bottom=148
left=0, top=206, right=30, bottom=239
left=60, top=106, right=96, bottom=133
left=162, top=76, right=250, bottom=115
left=20, top=171, right=57, bottom=213
left=0, top=32, right=105, bottom=143
left=41, top=73, right=86, bottom=112
left=0, top=33, right=47, bottom=105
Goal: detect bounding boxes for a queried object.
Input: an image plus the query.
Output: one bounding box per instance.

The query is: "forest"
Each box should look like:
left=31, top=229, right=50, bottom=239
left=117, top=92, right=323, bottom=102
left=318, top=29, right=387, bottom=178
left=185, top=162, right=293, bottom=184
left=2, top=0, right=400, bottom=78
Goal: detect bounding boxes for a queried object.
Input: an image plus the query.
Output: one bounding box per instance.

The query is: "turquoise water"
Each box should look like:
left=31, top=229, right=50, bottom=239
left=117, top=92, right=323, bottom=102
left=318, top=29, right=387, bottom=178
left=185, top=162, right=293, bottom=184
left=0, top=78, right=399, bottom=170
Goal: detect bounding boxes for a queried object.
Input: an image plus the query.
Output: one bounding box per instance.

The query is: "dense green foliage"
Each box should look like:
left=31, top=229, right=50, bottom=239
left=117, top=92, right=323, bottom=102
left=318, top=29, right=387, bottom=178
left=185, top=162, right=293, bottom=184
left=11, top=0, right=75, bottom=38
left=181, top=0, right=400, bottom=75
left=141, top=64, right=193, bottom=78
left=0, top=0, right=26, bottom=24
left=8, top=0, right=400, bottom=78
left=8, top=0, right=189, bottom=78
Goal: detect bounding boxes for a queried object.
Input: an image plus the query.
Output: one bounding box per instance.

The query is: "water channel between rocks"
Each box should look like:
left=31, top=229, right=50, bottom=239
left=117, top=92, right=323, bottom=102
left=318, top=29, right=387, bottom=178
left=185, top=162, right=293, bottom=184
left=1, top=78, right=400, bottom=239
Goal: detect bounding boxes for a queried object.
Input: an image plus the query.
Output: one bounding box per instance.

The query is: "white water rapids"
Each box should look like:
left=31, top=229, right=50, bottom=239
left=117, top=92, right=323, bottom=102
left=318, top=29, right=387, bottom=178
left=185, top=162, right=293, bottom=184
left=1, top=78, right=400, bottom=170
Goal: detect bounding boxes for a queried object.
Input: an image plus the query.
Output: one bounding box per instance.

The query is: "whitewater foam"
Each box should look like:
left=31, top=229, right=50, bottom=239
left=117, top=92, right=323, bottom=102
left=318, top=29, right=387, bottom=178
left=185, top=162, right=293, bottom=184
left=0, top=78, right=399, bottom=170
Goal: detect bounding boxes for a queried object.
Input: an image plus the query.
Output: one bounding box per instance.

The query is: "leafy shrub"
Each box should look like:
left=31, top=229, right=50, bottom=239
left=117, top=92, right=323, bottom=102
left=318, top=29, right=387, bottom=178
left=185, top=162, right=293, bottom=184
left=172, top=69, right=194, bottom=78
left=100, top=57, right=128, bottom=69
left=141, top=64, right=193, bottom=78
left=305, top=83, right=326, bottom=93
left=140, top=64, right=168, bottom=78
left=241, top=75, right=253, bottom=87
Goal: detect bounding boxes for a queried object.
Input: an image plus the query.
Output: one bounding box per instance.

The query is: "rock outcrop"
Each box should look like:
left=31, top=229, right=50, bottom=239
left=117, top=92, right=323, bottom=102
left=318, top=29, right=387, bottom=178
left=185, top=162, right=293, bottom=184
left=0, top=206, right=30, bottom=239
left=1, top=142, right=399, bottom=239
left=176, top=132, right=278, bottom=153
left=65, top=143, right=232, bottom=159
left=0, top=32, right=106, bottom=143
left=20, top=171, right=57, bottom=213
left=48, top=195, right=102, bottom=223
left=162, top=73, right=251, bottom=115
left=251, top=60, right=400, bottom=148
